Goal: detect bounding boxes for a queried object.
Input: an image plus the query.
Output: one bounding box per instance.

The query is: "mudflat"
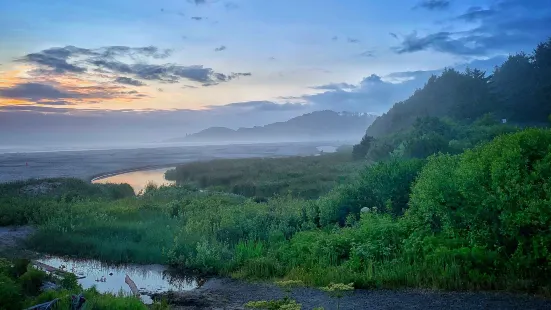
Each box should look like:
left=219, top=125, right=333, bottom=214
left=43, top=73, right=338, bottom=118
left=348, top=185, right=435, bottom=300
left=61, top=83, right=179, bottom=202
left=0, top=142, right=326, bottom=183
left=155, top=278, right=551, bottom=310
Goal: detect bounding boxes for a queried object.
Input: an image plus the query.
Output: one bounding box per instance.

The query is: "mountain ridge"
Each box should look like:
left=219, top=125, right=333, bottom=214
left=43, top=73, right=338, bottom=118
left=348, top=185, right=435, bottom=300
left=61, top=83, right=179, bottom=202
left=168, top=110, right=378, bottom=143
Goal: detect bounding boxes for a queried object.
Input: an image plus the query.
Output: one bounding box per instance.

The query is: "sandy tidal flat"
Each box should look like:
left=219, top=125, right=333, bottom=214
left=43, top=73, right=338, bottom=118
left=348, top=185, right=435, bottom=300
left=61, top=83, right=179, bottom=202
left=0, top=142, right=327, bottom=183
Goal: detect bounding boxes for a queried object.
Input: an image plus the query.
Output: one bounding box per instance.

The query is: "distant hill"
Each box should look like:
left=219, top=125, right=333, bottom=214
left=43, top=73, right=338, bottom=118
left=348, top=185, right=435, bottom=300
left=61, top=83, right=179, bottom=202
left=168, top=110, right=378, bottom=143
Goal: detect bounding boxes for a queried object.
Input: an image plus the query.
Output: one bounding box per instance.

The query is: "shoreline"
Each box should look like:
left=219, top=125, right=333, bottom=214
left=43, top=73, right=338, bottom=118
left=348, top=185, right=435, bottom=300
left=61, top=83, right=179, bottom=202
left=88, top=162, right=185, bottom=183
left=0, top=142, right=326, bottom=183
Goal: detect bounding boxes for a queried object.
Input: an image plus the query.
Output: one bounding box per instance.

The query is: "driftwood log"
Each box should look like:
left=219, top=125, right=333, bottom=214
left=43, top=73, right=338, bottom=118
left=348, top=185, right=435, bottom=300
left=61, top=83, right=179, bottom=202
left=125, top=274, right=140, bottom=296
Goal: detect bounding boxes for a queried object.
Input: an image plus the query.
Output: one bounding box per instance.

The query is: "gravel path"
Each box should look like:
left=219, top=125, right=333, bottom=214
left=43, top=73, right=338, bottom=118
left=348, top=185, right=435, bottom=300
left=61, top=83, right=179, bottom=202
left=154, top=278, right=551, bottom=310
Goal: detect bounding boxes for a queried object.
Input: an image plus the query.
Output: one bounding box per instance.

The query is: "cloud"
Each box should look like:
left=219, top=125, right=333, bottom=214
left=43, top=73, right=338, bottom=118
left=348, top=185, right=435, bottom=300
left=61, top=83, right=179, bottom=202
left=224, top=2, right=239, bottom=10
left=347, top=37, right=359, bottom=43
left=309, top=83, right=357, bottom=91
left=395, top=0, right=551, bottom=56
left=0, top=80, right=146, bottom=104
left=191, top=16, right=204, bottom=20
left=332, top=36, right=338, bottom=41
left=394, top=31, right=486, bottom=55
left=456, top=6, right=495, bottom=22
left=302, top=74, right=414, bottom=114
left=16, top=45, right=252, bottom=88
left=0, top=83, right=79, bottom=101
left=207, top=101, right=307, bottom=112
left=98, top=46, right=172, bottom=59
left=301, top=56, right=508, bottom=114
left=114, top=77, right=146, bottom=86
left=389, top=33, right=399, bottom=40
left=20, top=51, right=87, bottom=74
left=359, top=50, right=375, bottom=57
left=19, top=45, right=172, bottom=75
left=214, top=45, right=227, bottom=52
left=182, top=85, right=198, bottom=89
left=414, top=0, right=451, bottom=11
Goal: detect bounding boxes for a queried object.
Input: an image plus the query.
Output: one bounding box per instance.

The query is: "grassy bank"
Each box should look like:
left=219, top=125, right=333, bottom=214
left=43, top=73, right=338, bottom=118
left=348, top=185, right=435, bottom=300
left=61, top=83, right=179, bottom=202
left=2, top=129, right=551, bottom=300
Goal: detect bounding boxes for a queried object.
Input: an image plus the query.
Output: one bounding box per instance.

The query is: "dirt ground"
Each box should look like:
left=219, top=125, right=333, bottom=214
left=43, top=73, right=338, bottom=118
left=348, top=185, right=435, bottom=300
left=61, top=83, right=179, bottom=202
left=153, top=278, right=551, bottom=310
left=0, top=226, right=35, bottom=257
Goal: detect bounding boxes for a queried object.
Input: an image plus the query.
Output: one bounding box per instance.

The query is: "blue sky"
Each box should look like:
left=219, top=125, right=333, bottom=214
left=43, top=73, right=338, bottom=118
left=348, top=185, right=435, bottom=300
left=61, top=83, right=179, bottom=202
left=0, top=0, right=550, bottom=142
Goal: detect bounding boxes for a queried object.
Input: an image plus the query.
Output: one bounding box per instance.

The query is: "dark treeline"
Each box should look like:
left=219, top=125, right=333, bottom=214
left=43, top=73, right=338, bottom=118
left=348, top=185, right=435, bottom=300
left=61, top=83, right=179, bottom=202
left=354, top=38, right=551, bottom=161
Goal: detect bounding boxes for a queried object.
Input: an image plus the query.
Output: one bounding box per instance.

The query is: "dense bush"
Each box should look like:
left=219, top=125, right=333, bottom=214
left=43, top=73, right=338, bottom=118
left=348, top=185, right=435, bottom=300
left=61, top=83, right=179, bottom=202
left=19, top=268, right=47, bottom=295
left=0, top=274, right=22, bottom=310
left=318, top=158, right=425, bottom=225
left=407, top=128, right=551, bottom=290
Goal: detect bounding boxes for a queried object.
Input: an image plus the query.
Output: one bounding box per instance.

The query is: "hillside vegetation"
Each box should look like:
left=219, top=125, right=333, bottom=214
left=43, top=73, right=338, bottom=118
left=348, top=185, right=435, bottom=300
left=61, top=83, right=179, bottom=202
left=354, top=38, right=551, bottom=161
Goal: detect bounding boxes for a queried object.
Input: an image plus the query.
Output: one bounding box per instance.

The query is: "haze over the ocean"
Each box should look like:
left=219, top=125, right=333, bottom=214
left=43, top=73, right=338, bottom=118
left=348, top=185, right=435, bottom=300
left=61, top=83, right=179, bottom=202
left=1, top=0, right=549, bottom=146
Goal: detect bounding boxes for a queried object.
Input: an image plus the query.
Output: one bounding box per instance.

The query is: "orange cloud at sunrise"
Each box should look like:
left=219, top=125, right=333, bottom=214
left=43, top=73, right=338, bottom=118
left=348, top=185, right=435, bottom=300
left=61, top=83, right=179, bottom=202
left=0, top=64, right=154, bottom=110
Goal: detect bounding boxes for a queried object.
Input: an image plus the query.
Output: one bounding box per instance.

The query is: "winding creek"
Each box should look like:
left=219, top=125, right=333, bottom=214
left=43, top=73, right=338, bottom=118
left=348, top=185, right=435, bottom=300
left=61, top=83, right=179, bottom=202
left=80, top=147, right=338, bottom=303
left=92, top=167, right=175, bottom=194
left=91, top=146, right=336, bottom=193
left=36, top=256, right=201, bottom=304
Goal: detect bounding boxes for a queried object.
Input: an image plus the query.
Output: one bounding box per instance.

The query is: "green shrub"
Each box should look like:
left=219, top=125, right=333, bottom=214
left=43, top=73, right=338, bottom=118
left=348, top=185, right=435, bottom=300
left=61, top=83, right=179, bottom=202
left=0, top=274, right=22, bottom=310
left=19, top=268, right=47, bottom=295
left=318, top=158, right=425, bottom=225
left=10, top=259, right=30, bottom=278
left=408, top=128, right=551, bottom=290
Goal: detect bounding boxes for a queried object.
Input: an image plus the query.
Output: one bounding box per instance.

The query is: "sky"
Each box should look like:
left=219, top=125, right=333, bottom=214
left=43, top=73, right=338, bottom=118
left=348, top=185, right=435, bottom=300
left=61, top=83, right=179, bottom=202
left=0, top=0, right=550, bottom=146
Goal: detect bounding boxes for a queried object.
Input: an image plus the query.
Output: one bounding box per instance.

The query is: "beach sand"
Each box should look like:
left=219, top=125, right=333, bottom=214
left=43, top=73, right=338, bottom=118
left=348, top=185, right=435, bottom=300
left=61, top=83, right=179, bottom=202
left=0, top=142, right=327, bottom=183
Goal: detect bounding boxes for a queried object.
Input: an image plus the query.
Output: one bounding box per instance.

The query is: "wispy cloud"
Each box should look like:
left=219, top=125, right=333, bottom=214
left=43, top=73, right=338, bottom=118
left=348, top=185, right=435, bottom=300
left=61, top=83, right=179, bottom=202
left=214, top=45, right=227, bottom=52
left=395, top=0, right=551, bottom=56
left=413, top=0, right=451, bottom=11
left=17, top=45, right=251, bottom=86
left=224, top=2, right=239, bottom=10
left=359, top=50, right=375, bottom=57
left=413, top=0, right=450, bottom=10
left=309, top=83, right=357, bottom=91
left=114, top=77, right=146, bottom=86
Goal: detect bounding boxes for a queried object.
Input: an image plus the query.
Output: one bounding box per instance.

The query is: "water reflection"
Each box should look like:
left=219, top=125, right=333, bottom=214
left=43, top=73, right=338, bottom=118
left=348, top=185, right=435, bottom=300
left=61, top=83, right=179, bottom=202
left=92, top=167, right=175, bottom=194
left=316, top=145, right=338, bottom=153
left=37, top=256, right=200, bottom=303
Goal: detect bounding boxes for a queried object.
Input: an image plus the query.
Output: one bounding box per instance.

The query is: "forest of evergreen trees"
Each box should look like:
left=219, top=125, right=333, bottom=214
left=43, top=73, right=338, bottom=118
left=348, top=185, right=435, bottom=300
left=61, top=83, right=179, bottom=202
left=354, top=38, right=551, bottom=160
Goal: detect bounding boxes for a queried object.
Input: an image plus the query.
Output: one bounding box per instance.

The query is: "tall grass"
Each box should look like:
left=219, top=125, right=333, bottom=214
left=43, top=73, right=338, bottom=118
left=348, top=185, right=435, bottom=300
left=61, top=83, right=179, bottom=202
left=165, top=152, right=362, bottom=199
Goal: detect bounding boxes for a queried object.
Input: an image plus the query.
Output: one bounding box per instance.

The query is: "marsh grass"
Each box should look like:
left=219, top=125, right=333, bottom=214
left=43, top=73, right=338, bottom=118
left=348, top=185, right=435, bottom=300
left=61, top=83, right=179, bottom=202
left=165, top=152, right=362, bottom=199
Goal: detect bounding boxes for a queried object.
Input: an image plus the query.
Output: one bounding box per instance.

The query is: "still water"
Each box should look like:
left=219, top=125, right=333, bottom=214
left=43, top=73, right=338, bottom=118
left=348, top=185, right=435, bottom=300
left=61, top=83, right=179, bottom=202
left=92, top=146, right=335, bottom=193
left=92, top=167, right=175, bottom=194
left=36, top=256, right=201, bottom=304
